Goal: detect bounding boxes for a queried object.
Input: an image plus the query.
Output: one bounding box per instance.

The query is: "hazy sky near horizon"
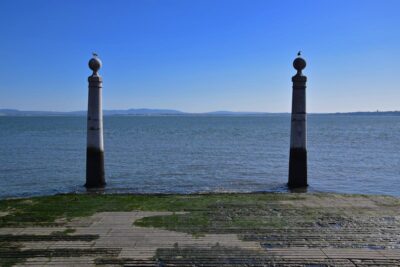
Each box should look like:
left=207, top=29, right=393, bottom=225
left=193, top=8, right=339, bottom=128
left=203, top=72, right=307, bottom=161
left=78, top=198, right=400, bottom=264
left=0, top=0, right=399, bottom=113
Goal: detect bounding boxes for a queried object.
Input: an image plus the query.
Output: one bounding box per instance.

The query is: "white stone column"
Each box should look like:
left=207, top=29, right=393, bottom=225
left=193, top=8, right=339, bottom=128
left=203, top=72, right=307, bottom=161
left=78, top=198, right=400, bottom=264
left=85, top=54, right=105, bottom=188
left=288, top=53, right=308, bottom=188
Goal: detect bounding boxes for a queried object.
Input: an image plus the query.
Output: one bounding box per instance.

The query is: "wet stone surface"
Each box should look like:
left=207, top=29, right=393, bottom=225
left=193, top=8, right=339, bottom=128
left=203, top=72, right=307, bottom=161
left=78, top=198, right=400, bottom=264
left=0, top=193, right=399, bottom=266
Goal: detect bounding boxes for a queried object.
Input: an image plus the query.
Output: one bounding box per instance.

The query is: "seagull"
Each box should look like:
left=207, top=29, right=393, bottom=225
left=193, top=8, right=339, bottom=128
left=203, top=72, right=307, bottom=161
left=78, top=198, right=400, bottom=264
left=297, top=51, right=302, bottom=56
left=92, top=52, right=98, bottom=57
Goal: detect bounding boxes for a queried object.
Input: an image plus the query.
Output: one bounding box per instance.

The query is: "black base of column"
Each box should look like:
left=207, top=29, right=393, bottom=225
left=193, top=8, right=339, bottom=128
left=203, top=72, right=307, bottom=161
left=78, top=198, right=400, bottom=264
left=85, top=147, right=106, bottom=188
left=288, top=147, right=307, bottom=188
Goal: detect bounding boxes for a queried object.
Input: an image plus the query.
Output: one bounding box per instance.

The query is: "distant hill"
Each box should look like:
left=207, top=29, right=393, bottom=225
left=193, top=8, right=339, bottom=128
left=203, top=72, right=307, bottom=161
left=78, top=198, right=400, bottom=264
left=0, top=109, right=399, bottom=116
left=331, top=111, right=400, bottom=116
left=105, top=109, right=184, bottom=115
left=0, top=108, right=184, bottom=116
left=0, top=108, right=274, bottom=116
left=204, top=111, right=270, bottom=115
left=0, top=109, right=73, bottom=116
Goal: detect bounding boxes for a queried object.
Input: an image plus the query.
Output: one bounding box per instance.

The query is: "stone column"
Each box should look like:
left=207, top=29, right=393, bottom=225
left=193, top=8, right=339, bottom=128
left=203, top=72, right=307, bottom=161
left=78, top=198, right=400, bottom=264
left=288, top=54, right=308, bottom=188
left=85, top=55, right=105, bottom=188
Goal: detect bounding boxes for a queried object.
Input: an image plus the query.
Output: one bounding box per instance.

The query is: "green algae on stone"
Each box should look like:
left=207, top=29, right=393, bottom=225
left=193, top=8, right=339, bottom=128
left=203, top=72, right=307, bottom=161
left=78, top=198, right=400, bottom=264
left=0, top=234, right=98, bottom=242
left=0, top=242, right=24, bottom=267
left=50, top=228, right=76, bottom=236
left=0, top=247, right=121, bottom=266
left=0, top=193, right=303, bottom=227
left=0, top=192, right=398, bottom=236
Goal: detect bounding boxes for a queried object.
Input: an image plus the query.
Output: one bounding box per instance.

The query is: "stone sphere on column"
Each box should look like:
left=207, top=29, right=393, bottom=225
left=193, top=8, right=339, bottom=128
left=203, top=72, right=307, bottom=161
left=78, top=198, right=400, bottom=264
left=293, top=56, right=306, bottom=72
left=89, top=56, right=102, bottom=75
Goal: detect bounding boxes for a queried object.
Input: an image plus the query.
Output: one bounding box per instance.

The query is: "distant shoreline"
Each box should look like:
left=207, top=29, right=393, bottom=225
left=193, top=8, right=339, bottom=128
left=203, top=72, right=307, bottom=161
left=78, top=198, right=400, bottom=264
left=1, top=109, right=399, bottom=117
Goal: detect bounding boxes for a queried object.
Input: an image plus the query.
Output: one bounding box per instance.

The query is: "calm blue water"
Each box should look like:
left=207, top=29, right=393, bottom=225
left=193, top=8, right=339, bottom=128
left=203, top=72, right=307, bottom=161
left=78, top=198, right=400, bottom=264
left=0, top=115, right=399, bottom=199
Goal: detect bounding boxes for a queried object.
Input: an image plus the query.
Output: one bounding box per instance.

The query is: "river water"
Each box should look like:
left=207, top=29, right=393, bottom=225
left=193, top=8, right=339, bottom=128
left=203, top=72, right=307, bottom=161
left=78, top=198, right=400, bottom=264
left=0, top=115, right=399, bottom=198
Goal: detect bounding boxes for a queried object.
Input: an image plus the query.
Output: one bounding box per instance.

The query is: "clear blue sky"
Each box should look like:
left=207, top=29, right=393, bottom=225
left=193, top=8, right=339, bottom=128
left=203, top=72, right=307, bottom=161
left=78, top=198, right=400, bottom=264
left=0, top=0, right=399, bottom=113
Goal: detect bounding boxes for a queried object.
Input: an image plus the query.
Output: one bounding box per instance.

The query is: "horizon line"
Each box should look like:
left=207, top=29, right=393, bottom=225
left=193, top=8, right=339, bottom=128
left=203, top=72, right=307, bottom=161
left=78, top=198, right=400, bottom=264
left=1, top=108, right=399, bottom=115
